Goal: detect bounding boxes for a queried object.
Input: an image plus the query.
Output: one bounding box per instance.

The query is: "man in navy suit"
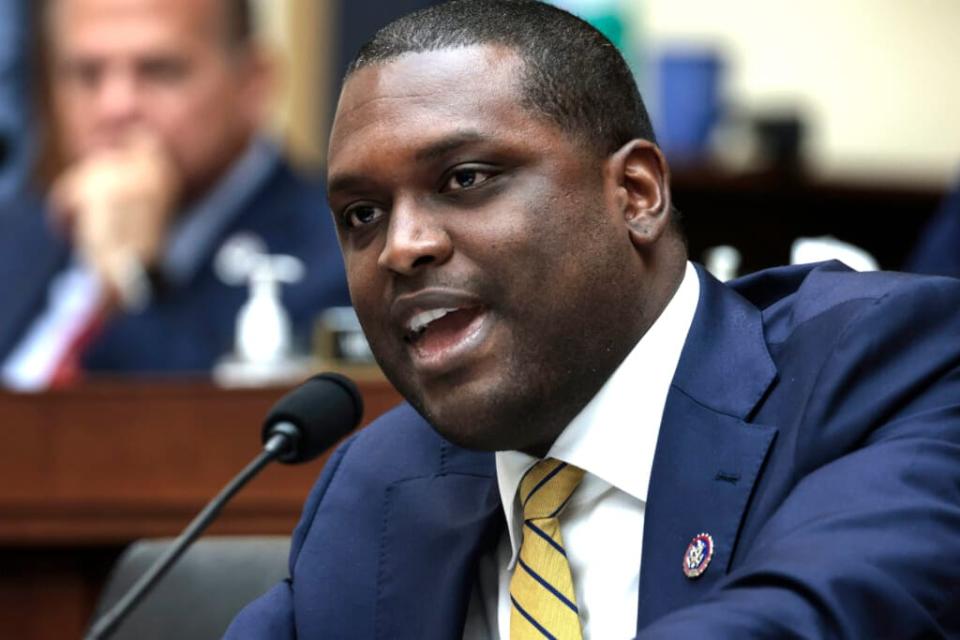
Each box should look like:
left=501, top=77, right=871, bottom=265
left=228, top=1, right=960, bottom=637
left=0, top=0, right=349, bottom=387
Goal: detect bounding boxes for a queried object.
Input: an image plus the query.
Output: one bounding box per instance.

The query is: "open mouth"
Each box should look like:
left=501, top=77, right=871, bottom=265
left=404, top=306, right=485, bottom=346
left=399, top=305, right=491, bottom=374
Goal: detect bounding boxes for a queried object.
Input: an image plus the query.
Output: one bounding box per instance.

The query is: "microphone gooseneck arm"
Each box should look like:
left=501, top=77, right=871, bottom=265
left=85, top=426, right=297, bottom=640
left=84, top=372, right=363, bottom=639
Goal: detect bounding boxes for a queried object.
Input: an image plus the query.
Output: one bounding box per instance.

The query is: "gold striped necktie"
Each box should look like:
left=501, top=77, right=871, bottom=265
left=509, top=458, right=585, bottom=640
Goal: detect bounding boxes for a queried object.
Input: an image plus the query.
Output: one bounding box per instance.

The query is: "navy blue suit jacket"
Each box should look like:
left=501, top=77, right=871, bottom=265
left=0, top=156, right=350, bottom=374
left=227, top=262, right=960, bottom=638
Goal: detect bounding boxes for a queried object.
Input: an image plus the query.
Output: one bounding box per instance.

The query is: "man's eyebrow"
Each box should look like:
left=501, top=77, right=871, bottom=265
left=328, top=130, right=490, bottom=199
left=327, top=173, right=368, bottom=200
left=414, top=130, right=487, bottom=163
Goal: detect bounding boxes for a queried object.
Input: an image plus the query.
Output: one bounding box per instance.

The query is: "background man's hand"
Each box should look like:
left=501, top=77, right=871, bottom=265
left=50, top=129, right=182, bottom=308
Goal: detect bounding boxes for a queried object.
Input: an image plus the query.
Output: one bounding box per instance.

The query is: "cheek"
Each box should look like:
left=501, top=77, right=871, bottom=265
left=501, top=199, right=622, bottom=320
left=343, top=245, right=379, bottom=300
left=152, top=89, right=216, bottom=140
left=53, top=91, right=94, bottom=157
left=344, top=250, right=394, bottom=341
left=153, top=87, right=244, bottom=176
left=154, top=66, right=239, bottom=131
left=484, top=195, right=592, bottom=286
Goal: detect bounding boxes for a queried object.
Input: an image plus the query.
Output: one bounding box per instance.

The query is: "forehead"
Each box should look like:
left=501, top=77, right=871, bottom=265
left=50, top=0, right=220, bottom=52
left=329, top=45, right=564, bottom=172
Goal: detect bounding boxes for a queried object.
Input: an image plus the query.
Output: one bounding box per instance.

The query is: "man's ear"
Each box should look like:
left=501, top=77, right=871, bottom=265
left=606, top=139, right=672, bottom=248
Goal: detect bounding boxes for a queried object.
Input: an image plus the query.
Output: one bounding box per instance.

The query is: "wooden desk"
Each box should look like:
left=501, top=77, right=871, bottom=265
left=0, top=378, right=402, bottom=639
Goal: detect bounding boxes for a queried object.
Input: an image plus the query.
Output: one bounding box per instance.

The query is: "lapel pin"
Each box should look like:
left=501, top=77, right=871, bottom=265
left=682, top=532, right=715, bottom=579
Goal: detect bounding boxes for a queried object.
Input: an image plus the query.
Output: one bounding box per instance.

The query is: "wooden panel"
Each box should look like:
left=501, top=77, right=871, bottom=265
left=0, top=378, right=400, bottom=544
left=0, top=378, right=403, bottom=638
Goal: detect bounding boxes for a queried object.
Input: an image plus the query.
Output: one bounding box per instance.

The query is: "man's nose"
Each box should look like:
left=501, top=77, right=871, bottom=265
left=377, top=200, right=453, bottom=276
left=95, top=70, right=142, bottom=127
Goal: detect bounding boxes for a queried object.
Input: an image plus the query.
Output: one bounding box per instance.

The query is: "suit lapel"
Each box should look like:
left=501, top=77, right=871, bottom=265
left=374, top=442, right=502, bottom=640
left=636, top=265, right=779, bottom=629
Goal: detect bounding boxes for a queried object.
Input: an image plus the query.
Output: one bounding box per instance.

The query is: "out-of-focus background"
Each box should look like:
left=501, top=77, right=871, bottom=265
left=272, top=0, right=960, bottom=273
left=641, top=0, right=960, bottom=185
left=2, top=1, right=959, bottom=638
left=8, top=0, right=960, bottom=287
left=265, top=0, right=960, bottom=183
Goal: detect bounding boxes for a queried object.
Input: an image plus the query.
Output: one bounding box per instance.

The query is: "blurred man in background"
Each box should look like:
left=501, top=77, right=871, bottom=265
left=0, top=0, right=349, bottom=389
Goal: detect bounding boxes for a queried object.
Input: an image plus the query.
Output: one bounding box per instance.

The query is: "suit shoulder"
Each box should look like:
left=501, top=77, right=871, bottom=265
left=334, top=402, right=495, bottom=485
left=732, top=261, right=960, bottom=344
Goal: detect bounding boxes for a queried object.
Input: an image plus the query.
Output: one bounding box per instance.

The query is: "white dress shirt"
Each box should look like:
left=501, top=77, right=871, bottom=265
left=464, top=261, right=700, bottom=639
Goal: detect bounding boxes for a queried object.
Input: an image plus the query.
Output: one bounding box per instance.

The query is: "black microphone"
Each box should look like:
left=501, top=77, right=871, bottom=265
left=86, top=373, right=363, bottom=640
left=262, top=371, right=363, bottom=463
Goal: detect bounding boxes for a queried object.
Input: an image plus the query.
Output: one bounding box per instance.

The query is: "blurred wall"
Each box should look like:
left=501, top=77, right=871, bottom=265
left=643, top=0, right=960, bottom=186
left=255, top=0, right=439, bottom=170
left=258, top=0, right=960, bottom=185
left=254, top=0, right=334, bottom=169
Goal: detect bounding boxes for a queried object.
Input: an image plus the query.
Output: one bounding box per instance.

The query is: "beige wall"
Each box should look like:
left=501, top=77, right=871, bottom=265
left=254, top=0, right=335, bottom=169
left=643, top=0, right=960, bottom=186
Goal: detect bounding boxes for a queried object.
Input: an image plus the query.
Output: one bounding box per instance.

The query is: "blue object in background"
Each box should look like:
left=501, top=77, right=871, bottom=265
left=0, top=0, right=34, bottom=203
left=654, top=48, right=723, bottom=162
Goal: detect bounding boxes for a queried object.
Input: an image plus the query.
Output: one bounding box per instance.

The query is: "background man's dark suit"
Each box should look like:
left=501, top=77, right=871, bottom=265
left=227, top=261, right=960, bottom=639
left=0, top=156, right=350, bottom=373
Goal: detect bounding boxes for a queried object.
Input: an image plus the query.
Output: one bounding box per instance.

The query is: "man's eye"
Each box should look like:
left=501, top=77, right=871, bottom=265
left=442, top=168, right=492, bottom=192
left=60, top=61, right=102, bottom=89
left=140, top=59, right=189, bottom=83
left=344, top=205, right=383, bottom=228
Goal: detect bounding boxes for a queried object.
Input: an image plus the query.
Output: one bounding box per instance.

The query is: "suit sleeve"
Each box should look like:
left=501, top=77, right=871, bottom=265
left=638, top=276, right=960, bottom=639
left=223, top=434, right=359, bottom=639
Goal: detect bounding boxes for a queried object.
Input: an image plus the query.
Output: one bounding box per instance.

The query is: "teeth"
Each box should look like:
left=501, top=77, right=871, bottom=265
left=407, top=308, right=457, bottom=334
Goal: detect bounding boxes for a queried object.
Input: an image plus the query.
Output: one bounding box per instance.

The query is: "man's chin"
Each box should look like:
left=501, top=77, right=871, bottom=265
left=411, top=395, right=550, bottom=454
left=409, top=389, right=512, bottom=452
left=426, top=419, right=512, bottom=452
left=391, top=361, right=557, bottom=452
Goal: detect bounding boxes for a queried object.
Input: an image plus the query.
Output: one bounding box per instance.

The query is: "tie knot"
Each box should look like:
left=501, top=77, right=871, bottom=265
left=518, top=458, right=585, bottom=521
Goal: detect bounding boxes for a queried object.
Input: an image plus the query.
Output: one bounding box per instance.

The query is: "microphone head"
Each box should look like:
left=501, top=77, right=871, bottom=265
left=262, top=372, right=364, bottom=463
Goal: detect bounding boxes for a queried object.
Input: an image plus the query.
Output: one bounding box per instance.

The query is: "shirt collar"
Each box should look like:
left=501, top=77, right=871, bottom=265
left=495, top=261, right=701, bottom=556
left=160, top=136, right=279, bottom=287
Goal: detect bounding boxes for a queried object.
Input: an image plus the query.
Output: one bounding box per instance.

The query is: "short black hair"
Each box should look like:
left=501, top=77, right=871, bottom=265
left=347, top=0, right=656, bottom=156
